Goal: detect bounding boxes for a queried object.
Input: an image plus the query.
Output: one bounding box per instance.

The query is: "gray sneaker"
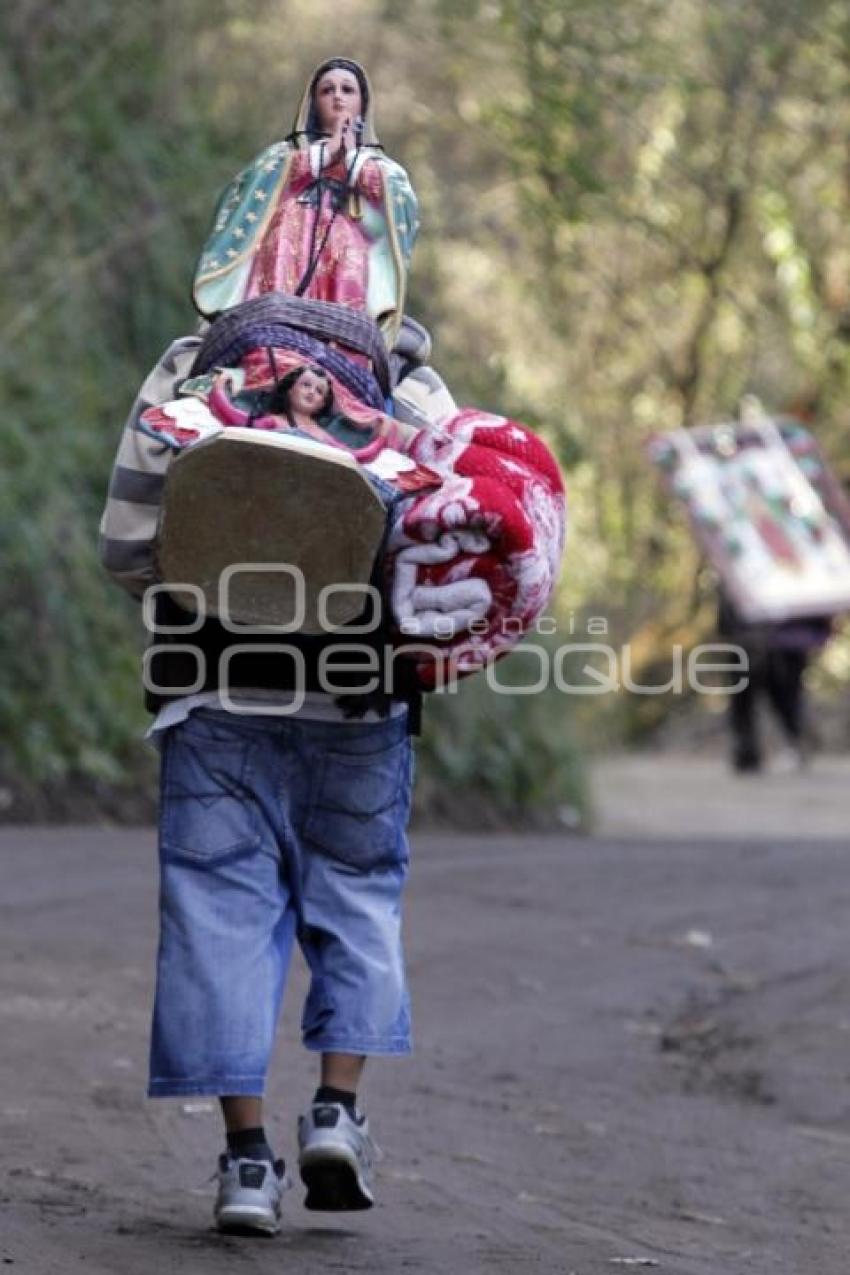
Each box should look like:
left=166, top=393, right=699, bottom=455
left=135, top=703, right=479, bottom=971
left=213, top=1153, right=291, bottom=1235
left=297, top=1103, right=381, bottom=1211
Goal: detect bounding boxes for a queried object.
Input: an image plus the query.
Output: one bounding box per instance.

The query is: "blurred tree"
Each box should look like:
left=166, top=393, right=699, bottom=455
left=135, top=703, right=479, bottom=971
left=0, top=0, right=245, bottom=792
left=3, top=0, right=850, bottom=808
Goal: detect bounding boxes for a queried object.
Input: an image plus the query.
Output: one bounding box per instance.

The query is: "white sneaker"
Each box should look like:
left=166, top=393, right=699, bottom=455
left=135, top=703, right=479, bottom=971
left=297, top=1103, right=381, bottom=1211
left=213, top=1154, right=291, bottom=1235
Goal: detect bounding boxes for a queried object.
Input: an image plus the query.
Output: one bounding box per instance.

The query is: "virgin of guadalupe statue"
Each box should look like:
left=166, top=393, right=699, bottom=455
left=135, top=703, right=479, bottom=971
left=192, top=58, right=418, bottom=346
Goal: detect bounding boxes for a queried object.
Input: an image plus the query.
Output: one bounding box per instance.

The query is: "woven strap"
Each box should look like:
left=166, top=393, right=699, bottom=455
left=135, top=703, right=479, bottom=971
left=192, top=293, right=391, bottom=394
left=190, top=323, right=385, bottom=409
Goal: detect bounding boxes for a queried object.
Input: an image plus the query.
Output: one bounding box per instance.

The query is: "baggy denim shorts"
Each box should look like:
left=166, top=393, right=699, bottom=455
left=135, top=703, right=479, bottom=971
left=148, top=707, right=414, bottom=1097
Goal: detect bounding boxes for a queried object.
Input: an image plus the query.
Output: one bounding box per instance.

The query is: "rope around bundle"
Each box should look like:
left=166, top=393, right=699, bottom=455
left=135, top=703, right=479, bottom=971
left=190, top=294, right=392, bottom=402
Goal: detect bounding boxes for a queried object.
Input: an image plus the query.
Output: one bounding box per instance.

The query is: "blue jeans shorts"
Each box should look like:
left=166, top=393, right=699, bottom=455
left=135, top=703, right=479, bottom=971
left=148, top=707, right=414, bottom=1097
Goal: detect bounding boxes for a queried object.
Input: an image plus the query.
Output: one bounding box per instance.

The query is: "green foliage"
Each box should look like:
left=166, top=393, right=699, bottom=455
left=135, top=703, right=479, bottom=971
left=0, top=0, right=245, bottom=787
left=415, top=640, right=589, bottom=829
left=4, top=0, right=850, bottom=805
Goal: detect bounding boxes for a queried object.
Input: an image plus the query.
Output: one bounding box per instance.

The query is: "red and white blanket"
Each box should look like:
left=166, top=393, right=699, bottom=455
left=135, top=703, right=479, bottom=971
left=389, top=409, right=566, bottom=688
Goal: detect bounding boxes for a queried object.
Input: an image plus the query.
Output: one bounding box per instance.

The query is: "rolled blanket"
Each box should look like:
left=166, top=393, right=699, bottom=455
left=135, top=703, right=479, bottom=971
left=385, top=410, right=566, bottom=688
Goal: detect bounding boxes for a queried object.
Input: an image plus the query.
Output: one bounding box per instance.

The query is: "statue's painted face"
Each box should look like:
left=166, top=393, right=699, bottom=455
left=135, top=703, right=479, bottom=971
left=313, top=68, right=363, bottom=131
left=289, top=367, right=331, bottom=418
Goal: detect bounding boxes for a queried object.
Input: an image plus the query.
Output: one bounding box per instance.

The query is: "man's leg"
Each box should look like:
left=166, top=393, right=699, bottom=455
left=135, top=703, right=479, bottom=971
left=312, top=1053, right=367, bottom=1118
left=220, top=1096, right=271, bottom=1158
left=150, top=711, right=296, bottom=1233
left=309, top=1060, right=369, bottom=1132
left=219, top=1096, right=278, bottom=1175
left=765, top=649, right=807, bottom=743
left=298, top=1052, right=377, bottom=1212
left=729, top=645, right=762, bottom=771
left=215, top=1092, right=288, bottom=1235
left=320, top=1053, right=366, bottom=1093
left=221, top=1096, right=265, bottom=1130
left=764, top=648, right=810, bottom=767
left=290, top=715, right=415, bottom=1210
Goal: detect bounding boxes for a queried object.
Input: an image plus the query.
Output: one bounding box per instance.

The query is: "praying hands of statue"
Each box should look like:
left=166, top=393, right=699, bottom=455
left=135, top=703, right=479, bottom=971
left=323, top=116, right=358, bottom=168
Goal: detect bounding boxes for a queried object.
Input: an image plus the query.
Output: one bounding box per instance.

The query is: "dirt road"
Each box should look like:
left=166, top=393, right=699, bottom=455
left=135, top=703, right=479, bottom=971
left=2, top=823, right=850, bottom=1274
left=591, top=753, right=850, bottom=839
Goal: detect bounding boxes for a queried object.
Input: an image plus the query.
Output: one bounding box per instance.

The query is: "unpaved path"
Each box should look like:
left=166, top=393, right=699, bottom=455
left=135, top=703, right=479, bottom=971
left=591, top=753, right=850, bottom=839
left=2, top=826, right=850, bottom=1273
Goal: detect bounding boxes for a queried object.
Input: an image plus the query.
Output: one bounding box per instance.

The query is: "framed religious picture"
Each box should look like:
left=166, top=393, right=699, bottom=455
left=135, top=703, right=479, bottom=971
left=647, top=416, right=850, bottom=621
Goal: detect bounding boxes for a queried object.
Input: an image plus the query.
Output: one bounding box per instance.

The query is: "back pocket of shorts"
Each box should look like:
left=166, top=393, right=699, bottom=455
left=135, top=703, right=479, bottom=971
left=304, top=739, right=410, bottom=872
left=160, top=729, right=261, bottom=864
